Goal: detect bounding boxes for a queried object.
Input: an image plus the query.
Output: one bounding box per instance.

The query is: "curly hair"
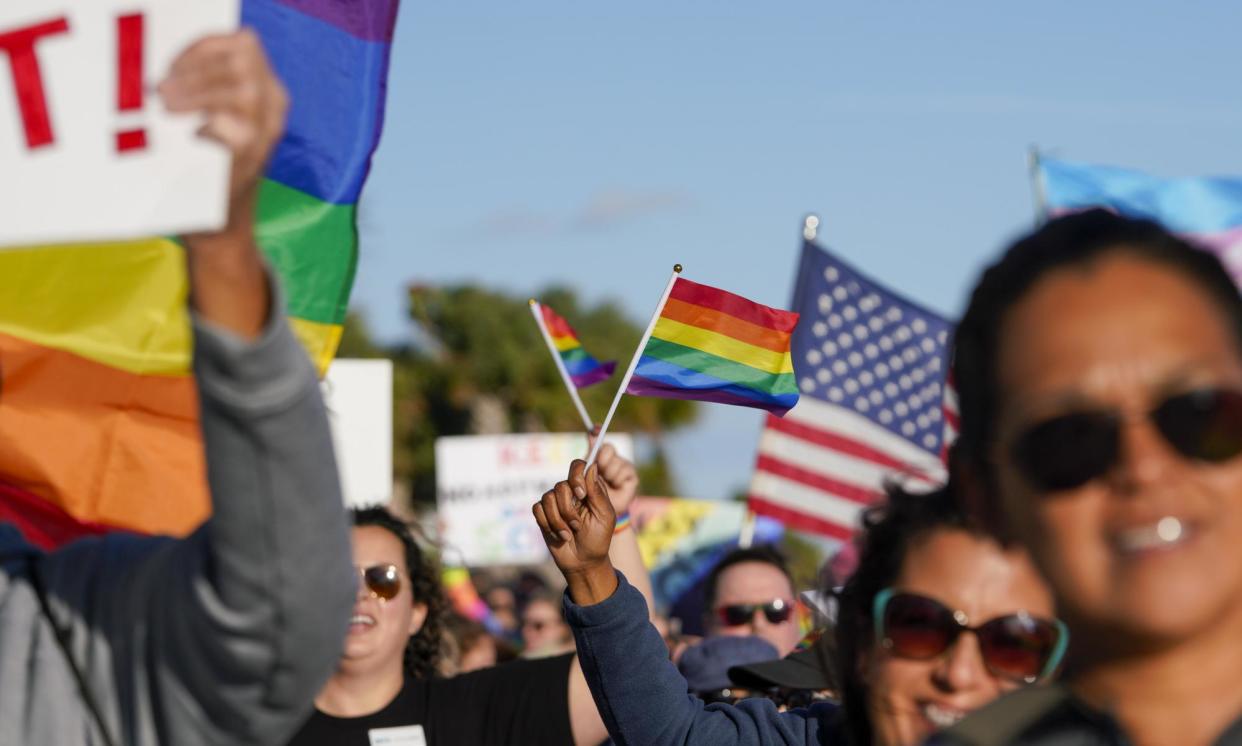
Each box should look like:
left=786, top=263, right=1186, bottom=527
left=832, top=482, right=977, bottom=746
left=351, top=506, right=449, bottom=680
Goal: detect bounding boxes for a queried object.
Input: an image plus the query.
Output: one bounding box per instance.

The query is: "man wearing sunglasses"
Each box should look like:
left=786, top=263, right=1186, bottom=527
left=0, top=31, right=354, bottom=746
left=703, top=547, right=803, bottom=656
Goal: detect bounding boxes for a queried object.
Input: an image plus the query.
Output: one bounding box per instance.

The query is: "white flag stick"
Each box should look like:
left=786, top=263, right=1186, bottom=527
left=738, top=509, right=758, bottom=549
left=529, top=299, right=595, bottom=432
left=1028, top=145, right=1050, bottom=226
left=586, top=264, right=683, bottom=466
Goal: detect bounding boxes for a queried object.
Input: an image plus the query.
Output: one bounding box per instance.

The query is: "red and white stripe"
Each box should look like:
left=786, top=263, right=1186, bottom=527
left=748, top=397, right=947, bottom=540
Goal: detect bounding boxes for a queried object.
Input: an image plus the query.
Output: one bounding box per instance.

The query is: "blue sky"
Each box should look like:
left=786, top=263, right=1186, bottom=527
left=353, top=0, right=1242, bottom=502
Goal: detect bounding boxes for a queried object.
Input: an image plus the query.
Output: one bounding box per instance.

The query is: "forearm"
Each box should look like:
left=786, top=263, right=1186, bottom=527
left=566, top=530, right=655, bottom=745
left=566, top=571, right=757, bottom=746
left=565, top=560, right=619, bottom=608
left=608, top=525, right=655, bottom=619
left=185, top=202, right=270, bottom=341
left=188, top=299, right=354, bottom=733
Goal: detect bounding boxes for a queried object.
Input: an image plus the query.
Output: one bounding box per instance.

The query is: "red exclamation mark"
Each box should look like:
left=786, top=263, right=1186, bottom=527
left=115, top=13, right=145, bottom=152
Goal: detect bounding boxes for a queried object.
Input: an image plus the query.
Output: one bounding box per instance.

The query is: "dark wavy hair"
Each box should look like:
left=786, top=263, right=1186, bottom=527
left=832, top=482, right=977, bottom=746
left=352, top=506, right=449, bottom=680
left=952, top=209, right=1242, bottom=506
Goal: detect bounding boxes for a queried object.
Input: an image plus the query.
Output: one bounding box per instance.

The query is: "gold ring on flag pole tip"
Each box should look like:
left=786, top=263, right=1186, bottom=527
left=803, top=214, right=820, bottom=241
left=674, top=264, right=683, bottom=273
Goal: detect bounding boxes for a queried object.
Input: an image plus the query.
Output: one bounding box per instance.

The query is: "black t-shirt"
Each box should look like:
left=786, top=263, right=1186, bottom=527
left=287, top=653, right=575, bottom=746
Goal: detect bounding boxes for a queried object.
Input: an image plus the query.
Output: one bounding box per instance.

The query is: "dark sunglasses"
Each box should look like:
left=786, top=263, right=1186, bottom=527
left=358, top=564, right=402, bottom=601
left=1010, top=387, right=1242, bottom=492
left=873, top=589, right=1068, bottom=683
left=716, top=599, right=794, bottom=627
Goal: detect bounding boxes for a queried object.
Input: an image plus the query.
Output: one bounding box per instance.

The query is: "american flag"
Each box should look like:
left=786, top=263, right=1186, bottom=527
left=747, top=238, right=955, bottom=540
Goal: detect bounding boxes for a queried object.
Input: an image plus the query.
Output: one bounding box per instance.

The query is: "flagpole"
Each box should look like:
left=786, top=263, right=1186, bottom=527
left=586, top=264, right=683, bottom=466
left=529, top=300, right=595, bottom=433
left=803, top=214, right=820, bottom=242
left=1028, top=145, right=1049, bottom=226
left=738, top=509, right=757, bottom=549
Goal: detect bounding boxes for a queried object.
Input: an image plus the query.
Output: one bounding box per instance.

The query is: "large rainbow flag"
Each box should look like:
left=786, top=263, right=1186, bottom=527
left=1037, top=157, right=1242, bottom=281
left=0, top=0, right=400, bottom=548
left=625, top=277, right=800, bottom=416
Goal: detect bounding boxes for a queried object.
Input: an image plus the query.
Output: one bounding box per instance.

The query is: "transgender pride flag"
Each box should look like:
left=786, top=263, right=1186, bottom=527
left=1037, top=157, right=1242, bottom=282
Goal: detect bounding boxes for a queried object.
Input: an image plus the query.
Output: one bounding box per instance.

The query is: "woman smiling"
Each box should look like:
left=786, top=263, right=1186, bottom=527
left=942, top=210, right=1242, bottom=745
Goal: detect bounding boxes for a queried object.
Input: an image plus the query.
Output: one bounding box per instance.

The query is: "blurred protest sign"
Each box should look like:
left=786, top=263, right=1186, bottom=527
left=632, top=496, right=783, bottom=610
left=0, top=0, right=237, bottom=246
left=323, top=359, right=393, bottom=508
left=436, top=433, right=634, bottom=566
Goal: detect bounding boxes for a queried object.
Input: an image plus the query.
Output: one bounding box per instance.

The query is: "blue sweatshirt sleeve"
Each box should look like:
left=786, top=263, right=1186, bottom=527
left=563, top=570, right=835, bottom=746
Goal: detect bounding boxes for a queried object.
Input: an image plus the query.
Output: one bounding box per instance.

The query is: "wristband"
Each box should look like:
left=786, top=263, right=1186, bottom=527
left=613, top=512, right=632, bottom=534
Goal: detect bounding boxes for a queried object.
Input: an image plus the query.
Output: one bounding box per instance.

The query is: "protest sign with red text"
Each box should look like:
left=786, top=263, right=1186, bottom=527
left=0, top=0, right=237, bottom=247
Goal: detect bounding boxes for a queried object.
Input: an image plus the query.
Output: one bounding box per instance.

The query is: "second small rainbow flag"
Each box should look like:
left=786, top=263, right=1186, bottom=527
left=534, top=302, right=617, bottom=388
left=625, top=277, right=800, bottom=415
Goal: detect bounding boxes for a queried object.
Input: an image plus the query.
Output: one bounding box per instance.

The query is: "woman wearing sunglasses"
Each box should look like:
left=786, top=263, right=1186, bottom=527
left=835, top=482, right=1064, bottom=746
left=534, top=459, right=1065, bottom=746
left=935, top=210, right=1242, bottom=746
left=288, top=442, right=651, bottom=746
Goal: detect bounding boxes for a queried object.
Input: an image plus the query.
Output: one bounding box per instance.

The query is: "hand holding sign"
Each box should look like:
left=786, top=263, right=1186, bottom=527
left=160, top=29, right=286, bottom=231
left=167, top=29, right=285, bottom=340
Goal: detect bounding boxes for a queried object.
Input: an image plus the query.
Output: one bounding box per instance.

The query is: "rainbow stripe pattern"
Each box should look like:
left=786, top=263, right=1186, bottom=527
left=1039, top=158, right=1242, bottom=282
left=0, top=0, right=399, bottom=548
left=539, top=303, right=617, bottom=388
left=626, top=278, right=800, bottom=415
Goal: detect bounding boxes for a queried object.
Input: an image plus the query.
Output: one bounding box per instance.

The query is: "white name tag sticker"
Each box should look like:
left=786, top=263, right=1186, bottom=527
left=368, top=725, right=426, bottom=746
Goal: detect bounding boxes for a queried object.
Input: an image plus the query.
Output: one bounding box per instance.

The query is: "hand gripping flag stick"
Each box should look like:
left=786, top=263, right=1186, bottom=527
left=586, top=264, right=683, bottom=466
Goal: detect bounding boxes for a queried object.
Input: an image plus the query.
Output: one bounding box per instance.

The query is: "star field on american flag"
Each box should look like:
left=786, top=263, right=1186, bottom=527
left=796, top=249, right=952, bottom=455
left=748, top=238, right=955, bottom=540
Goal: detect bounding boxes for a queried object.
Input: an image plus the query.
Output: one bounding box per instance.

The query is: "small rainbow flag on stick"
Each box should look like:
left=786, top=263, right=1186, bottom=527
left=529, top=300, right=617, bottom=430
left=626, top=277, right=800, bottom=415
left=587, top=265, right=800, bottom=464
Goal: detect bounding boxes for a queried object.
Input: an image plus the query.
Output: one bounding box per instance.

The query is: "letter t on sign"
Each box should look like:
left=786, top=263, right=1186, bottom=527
left=0, top=17, right=70, bottom=150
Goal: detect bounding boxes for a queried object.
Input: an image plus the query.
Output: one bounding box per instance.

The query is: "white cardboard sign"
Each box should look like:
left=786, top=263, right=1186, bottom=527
left=436, top=433, right=635, bottom=567
left=0, top=0, right=237, bottom=247
left=322, top=359, right=394, bottom=509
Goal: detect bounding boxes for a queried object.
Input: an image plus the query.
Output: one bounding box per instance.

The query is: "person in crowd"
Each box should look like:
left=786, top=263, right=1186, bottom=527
left=0, top=30, right=355, bottom=745
left=935, top=210, right=1242, bottom=745
left=288, top=442, right=652, bottom=746
left=702, top=546, right=804, bottom=656
left=441, top=613, right=500, bottom=675
left=484, top=584, right=521, bottom=639
left=522, top=590, right=576, bottom=657
left=678, top=635, right=779, bottom=705
left=728, top=639, right=836, bottom=712
left=533, top=462, right=1066, bottom=746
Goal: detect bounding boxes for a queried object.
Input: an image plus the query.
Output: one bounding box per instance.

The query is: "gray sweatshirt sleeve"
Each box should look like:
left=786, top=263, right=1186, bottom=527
left=36, top=294, right=356, bottom=746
